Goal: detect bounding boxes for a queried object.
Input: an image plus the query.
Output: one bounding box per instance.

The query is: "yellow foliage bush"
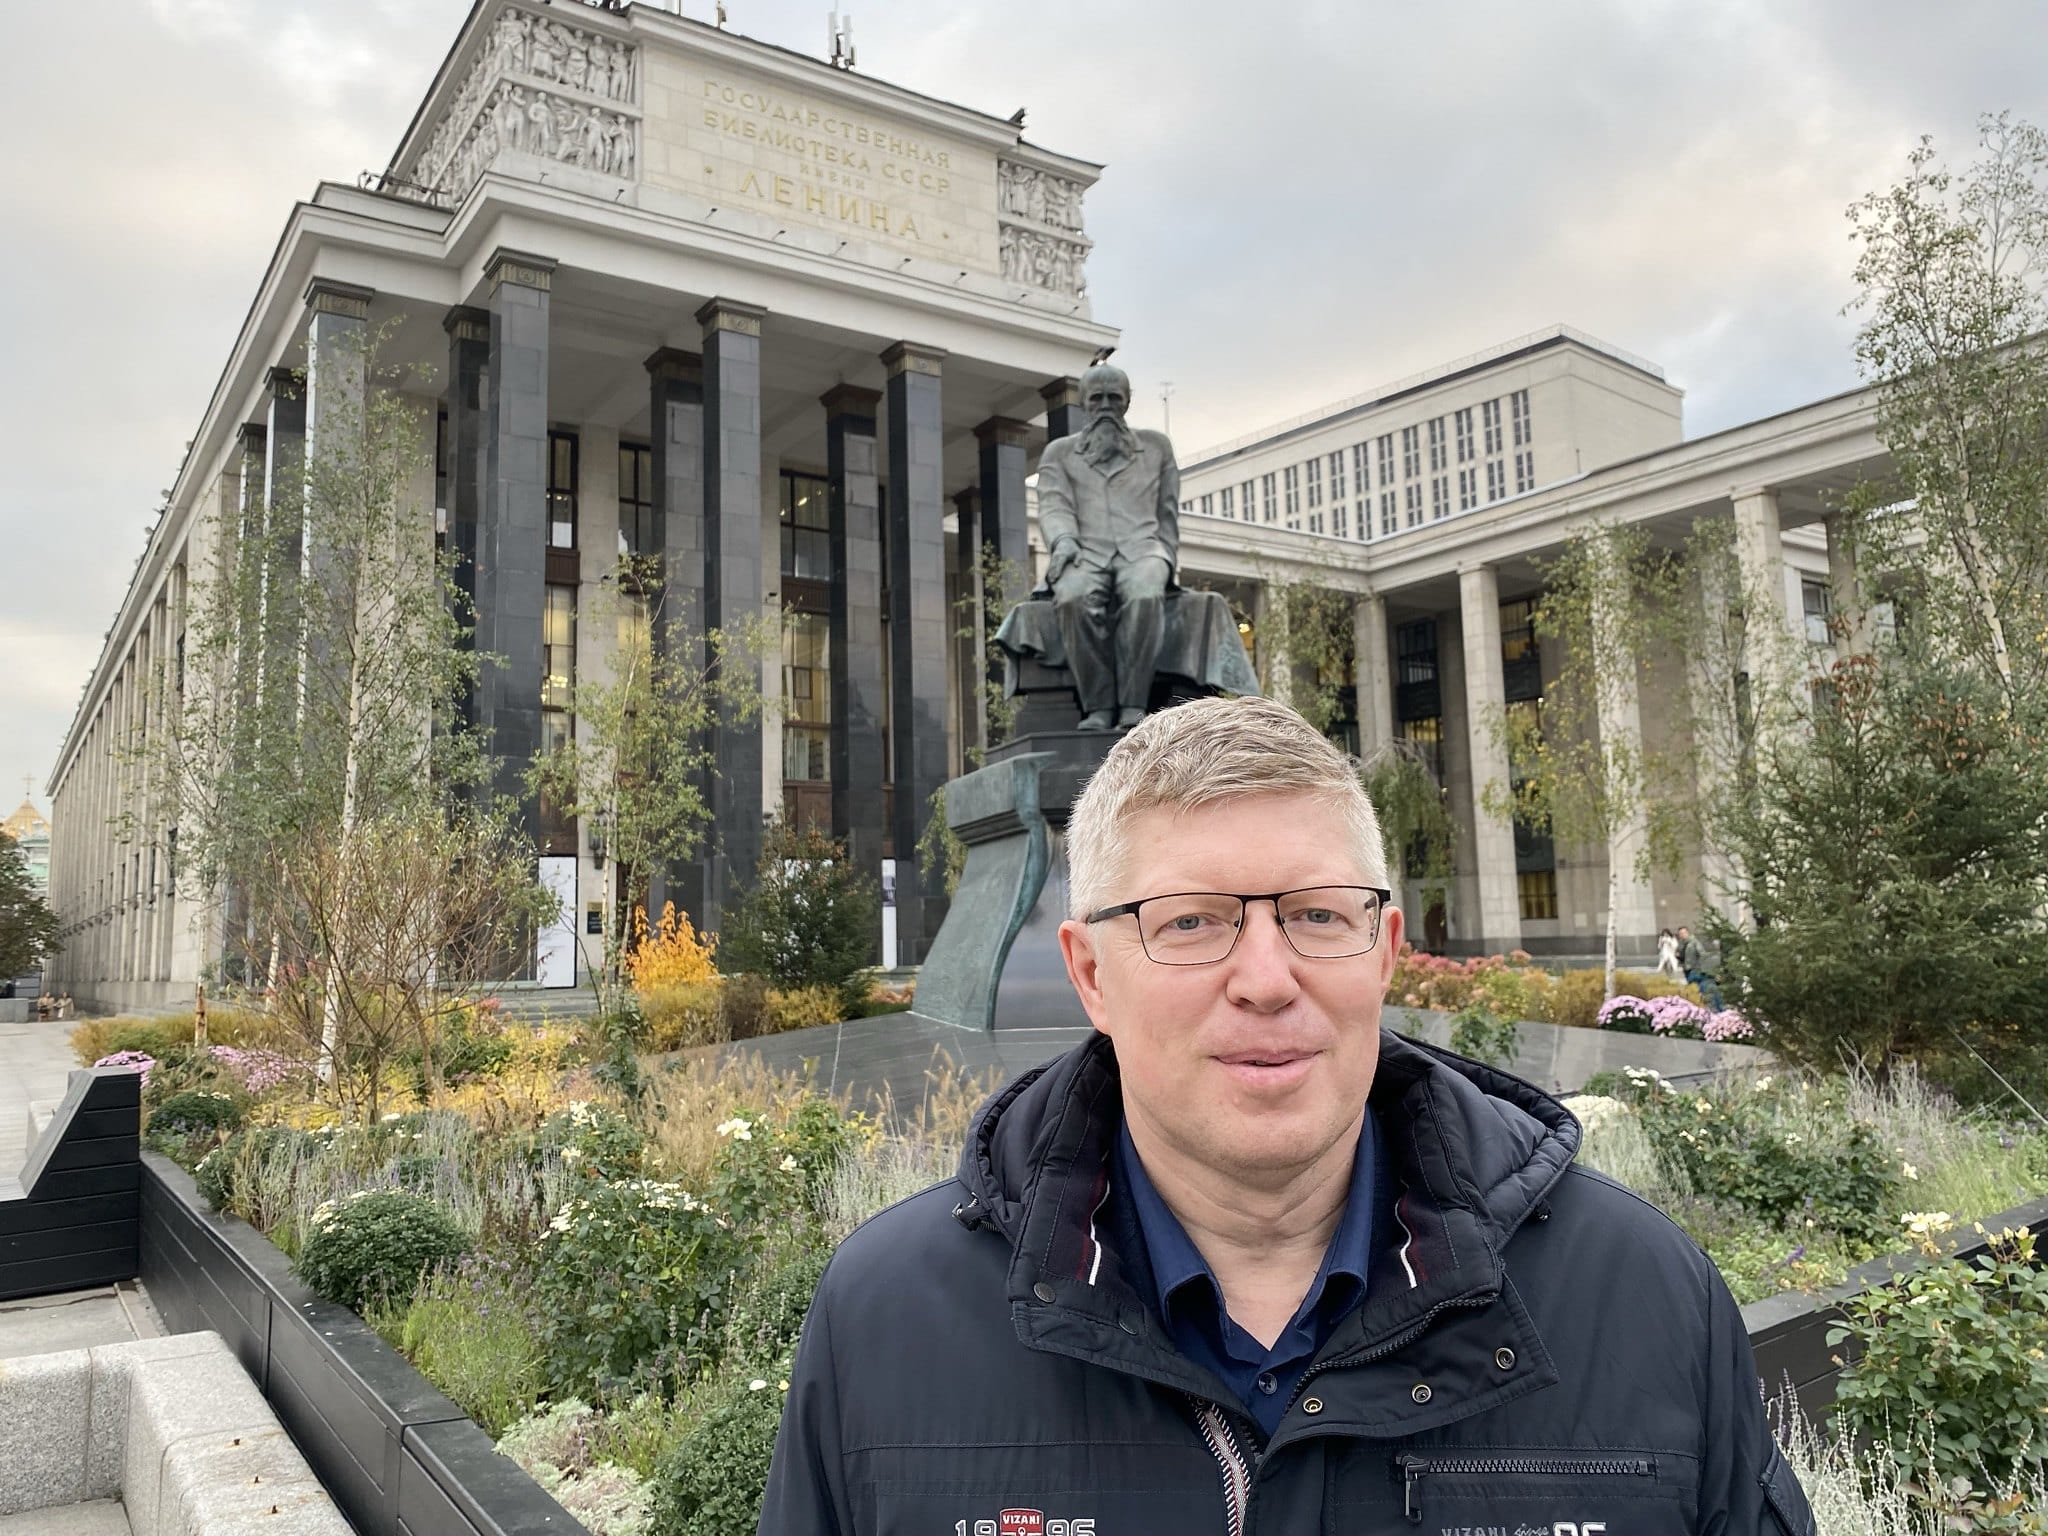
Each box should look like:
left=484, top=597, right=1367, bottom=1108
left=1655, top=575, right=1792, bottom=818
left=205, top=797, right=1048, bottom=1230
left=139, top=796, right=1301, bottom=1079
left=765, top=984, right=847, bottom=1033
left=625, top=903, right=719, bottom=991
left=641, top=981, right=727, bottom=1052
left=70, top=1006, right=284, bottom=1064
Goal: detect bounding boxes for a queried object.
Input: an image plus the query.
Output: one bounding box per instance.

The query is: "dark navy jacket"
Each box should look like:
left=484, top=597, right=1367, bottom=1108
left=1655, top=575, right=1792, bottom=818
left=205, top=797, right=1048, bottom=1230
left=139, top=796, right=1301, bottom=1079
left=759, top=1030, right=1816, bottom=1536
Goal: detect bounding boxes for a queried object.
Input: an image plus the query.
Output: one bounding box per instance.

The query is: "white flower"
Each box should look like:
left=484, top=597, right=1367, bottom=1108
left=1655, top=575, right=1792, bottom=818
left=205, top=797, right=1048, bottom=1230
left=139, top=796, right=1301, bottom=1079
left=779, top=1154, right=799, bottom=1173
left=1900, top=1211, right=1954, bottom=1238
left=748, top=1378, right=768, bottom=1392
left=715, top=1117, right=754, bottom=1142
left=1754, top=1075, right=1772, bottom=1091
left=1900, top=1162, right=1918, bottom=1180
left=561, top=1146, right=582, bottom=1162
left=778, top=1379, right=790, bottom=1392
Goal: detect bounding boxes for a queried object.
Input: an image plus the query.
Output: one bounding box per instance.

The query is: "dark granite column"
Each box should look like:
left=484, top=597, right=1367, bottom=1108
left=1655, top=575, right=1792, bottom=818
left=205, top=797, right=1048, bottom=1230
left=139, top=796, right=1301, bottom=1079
left=952, top=487, right=983, bottom=766
left=1040, top=375, right=1081, bottom=446
left=481, top=249, right=555, bottom=840
left=259, top=366, right=305, bottom=733
left=975, top=415, right=1033, bottom=734
left=822, top=385, right=886, bottom=942
left=301, top=280, right=372, bottom=722
left=645, top=346, right=708, bottom=929
left=444, top=305, right=490, bottom=719
left=883, top=340, right=949, bottom=964
left=696, top=298, right=768, bottom=935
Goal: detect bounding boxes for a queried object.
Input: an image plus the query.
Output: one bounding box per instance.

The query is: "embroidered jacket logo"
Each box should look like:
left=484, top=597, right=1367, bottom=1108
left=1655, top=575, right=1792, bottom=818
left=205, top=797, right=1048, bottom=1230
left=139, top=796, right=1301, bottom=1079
left=951, top=1516, right=1096, bottom=1536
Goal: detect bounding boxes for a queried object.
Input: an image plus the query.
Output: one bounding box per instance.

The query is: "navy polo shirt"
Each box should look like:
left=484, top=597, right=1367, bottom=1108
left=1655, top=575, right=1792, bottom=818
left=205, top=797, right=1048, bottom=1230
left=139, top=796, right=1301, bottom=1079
left=1111, top=1110, right=1385, bottom=1439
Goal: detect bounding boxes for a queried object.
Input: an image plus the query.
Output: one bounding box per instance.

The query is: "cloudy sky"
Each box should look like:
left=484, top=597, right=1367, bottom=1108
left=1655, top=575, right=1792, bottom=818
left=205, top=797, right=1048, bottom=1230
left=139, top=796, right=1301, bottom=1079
left=4, top=0, right=2044, bottom=822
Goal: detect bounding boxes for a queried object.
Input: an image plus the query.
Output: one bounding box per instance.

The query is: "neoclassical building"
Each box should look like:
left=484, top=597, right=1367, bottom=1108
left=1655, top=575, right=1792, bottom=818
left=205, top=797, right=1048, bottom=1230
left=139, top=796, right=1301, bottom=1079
left=46, top=2, right=1895, bottom=1012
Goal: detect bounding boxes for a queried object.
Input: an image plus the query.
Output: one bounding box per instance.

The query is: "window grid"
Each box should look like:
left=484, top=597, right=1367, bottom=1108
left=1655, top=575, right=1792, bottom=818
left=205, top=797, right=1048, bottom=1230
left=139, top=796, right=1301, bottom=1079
left=1305, top=458, right=1322, bottom=509
left=1219, top=485, right=1234, bottom=519
left=1380, top=491, right=1397, bottom=537
left=547, top=430, right=578, bottom=550
left=1455, top=408, right=1475, bottom=464
left=1486, top=460, right=1505, bottom=502
left=1431, top=476, right=1449, bottom=520
left=1377, top=434, right=1395, bottom=490
left=617, top=443, right=653, bottom=557
left=1199, top=492, right=1213, bottom=517
left=781, top=471, right=831, bottom=580
left=1427, top=417, right=1447, bottom=473
left=1511, top=389, right=1532, bottom=448
left=1241, top=480, right=1256, bottom=522
left=1329, top=451, right=1346, bottom=502
left=1333, top=503, right=1348, bottom=540
left=1405, top=484, right=1423, bottom=528
left=1518, top=868, right=1558, bottom=922
left=1401, top=426, right=1420, bottom=480
left=1261, top=473, right=1277, bottom=523
left=1283, top=464, right=1301, bottom=524
left=1458, top=467, right=1476, bottom=510
left=1482, top=399, right=1503, bottom=455
left=1514, top=450, right=1535, bottom=493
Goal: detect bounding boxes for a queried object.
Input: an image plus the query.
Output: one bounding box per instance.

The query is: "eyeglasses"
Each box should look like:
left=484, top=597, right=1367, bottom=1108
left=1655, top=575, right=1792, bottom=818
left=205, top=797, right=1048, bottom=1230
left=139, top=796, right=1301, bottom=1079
left=1085, top=885, right=1392, bottom=966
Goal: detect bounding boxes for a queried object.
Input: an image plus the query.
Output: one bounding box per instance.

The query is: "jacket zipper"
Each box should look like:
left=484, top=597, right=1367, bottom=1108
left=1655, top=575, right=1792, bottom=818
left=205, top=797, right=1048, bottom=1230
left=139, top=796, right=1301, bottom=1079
left=1395, top=1452, right=1654, bottom=1524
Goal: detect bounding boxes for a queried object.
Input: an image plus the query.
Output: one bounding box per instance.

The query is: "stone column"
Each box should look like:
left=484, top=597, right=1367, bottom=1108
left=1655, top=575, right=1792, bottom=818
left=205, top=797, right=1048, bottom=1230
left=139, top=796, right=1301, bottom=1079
left=1732, top=487, right=1800, bottom=710
left=697, top=298, right=768, bottom=932
left=444, top=306, right=490, bottom=714
left=1457, top=564, right=1522, bottom=952
left=952, top=488, right=983, bottom=764
left=1823, top=511, right=1874, bottom=653
left=480, top=249, right=555, bottom=840
left=1351, top=593, right=1394, bottom=761
left=642, top=348, right=708, bottom=927
left=822, top=385, right=887, bottom=940
left=259, top=366, right=305, bottom=735
left=976, top=415, right=1031, bottom=706
left=884, top=340, right=950, bottom=965
left=1255, top=582, right=1293, bottom=704
left=1589, top=548, right=1657, bottom=954
left=301, top=280, right=372, bottom=723
left=1040, top=376, right=1081, bottom=447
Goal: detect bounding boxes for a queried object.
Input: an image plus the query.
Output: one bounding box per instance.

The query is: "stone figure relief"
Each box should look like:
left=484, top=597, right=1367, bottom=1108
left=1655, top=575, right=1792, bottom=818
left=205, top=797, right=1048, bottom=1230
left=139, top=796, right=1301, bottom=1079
left=999, top=160, right=1084, bottom=233
left=410, top=8, right=640, bottom=200
left=996, top=157, right=1090, bottom=296
left=999, top=225, right=1089, bottom=296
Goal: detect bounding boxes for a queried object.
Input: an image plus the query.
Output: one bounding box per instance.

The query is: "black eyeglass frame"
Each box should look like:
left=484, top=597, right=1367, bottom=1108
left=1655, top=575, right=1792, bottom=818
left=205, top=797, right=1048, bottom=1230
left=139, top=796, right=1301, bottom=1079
left=1083, top=885, right=1395, bottom=965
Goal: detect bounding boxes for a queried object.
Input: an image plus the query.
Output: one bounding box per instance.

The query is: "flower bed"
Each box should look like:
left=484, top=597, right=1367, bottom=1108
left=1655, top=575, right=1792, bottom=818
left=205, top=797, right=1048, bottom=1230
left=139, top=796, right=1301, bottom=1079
left=1385, top=945, right=1709, bottom=1029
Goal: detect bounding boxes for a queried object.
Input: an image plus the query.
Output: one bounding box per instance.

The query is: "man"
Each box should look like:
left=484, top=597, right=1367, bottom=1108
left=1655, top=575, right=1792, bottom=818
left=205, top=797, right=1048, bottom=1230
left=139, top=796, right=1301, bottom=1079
left=761, top=697, right=1813, bottom=1535
left=1678, top=924, right=1723, bottom=1008
left=1034, top=363, right=1180, bottom=730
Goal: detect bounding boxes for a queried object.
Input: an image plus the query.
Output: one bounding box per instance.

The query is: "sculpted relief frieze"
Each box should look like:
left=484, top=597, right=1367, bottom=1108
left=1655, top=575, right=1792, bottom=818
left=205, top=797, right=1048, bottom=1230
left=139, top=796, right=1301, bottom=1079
left=406, top=5, right=640, bottom=203
left=997, top=159, right=1090, bottom=296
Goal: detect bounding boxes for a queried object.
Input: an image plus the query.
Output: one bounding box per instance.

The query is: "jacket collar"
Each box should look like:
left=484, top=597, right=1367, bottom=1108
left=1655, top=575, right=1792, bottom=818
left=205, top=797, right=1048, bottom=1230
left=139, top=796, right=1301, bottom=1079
left=954, top=1028, right=1581, bottom=1431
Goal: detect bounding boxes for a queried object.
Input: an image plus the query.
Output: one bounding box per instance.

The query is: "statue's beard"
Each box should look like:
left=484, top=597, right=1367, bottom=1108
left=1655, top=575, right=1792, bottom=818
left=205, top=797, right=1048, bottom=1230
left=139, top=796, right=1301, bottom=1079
left=1078, top=410, right=1138, bottom=466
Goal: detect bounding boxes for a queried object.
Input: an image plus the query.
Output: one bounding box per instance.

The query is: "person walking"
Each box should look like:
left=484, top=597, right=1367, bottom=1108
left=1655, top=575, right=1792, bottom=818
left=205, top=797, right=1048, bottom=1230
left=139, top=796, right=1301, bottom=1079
left=1655, top=926, right=1682, bottom=982
left=1677, top=924, right=1723, bottom=1008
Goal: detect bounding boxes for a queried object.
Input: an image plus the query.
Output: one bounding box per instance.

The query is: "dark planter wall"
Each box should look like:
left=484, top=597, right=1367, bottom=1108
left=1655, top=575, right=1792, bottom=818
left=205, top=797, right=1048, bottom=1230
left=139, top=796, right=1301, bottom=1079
left=0, top=1066, right=140, bottom=1300
left=1744, top=1191, right=2048, bottom=1424
left=140, top=1151, right=586, bottom=1536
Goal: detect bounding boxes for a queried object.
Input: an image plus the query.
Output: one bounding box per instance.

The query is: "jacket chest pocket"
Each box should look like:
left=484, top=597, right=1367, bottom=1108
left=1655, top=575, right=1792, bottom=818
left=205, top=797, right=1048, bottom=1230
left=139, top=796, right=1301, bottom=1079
left=852, top=1442, right=1229, bottom=1536
left=1326, top=1447, right=1698, bottom=1535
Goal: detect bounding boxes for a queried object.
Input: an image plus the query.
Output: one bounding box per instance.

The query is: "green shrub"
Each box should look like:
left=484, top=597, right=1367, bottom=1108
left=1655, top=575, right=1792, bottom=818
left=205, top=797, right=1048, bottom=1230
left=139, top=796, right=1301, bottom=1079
left=528, top=1461, right=652, bottom=1536
left=1830, top=1223, right=2048, bottom=1529
left=294, top=1190, right=471, bottom=1312
left=640, top=981, right=726, bottom=1052
left=648, top=1364, right=791, bottom=1536
left=193, top=1124, right=308, bottom=1213
left=718, top=1240, right=829, bottom=1366
left=712, top=1099, right=869, bottom=1231
left=401, top=1007, right=516, bottom=1101
left=369, top=1252, right=542, bottom=1438
left=764, top=984, right=846, bottom=1034
left=719, top=975, right=775, bottom=1042
left=1448, top=1005, right=1518, bottom=1069
left=534, top=1177, right=752, bottom=1398
left=717, top=822, right=880, bottom=1008
left=148, top=1089, right=243, bottom=1137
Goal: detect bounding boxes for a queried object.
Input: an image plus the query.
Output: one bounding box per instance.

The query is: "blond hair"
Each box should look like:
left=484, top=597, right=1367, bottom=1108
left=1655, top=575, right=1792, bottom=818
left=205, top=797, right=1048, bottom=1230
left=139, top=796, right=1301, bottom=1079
left=1064, top=696, right=1389, bottom=918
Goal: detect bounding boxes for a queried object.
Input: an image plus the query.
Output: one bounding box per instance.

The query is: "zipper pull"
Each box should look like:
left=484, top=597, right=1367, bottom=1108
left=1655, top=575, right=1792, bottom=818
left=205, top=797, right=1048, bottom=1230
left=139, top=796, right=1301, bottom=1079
left=1395, top=1454, right=1427, bottom=1524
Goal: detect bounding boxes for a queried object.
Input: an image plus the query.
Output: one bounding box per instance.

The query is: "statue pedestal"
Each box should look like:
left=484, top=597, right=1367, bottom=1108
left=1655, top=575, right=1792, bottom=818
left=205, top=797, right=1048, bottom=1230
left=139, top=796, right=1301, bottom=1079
left=912, top=730, right=1128, bottom=1032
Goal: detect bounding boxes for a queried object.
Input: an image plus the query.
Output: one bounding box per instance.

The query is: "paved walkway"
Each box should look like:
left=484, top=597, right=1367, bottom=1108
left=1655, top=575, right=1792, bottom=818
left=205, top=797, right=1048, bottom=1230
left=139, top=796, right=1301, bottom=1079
left=0, top=1012, right=88, bottom=1201
left=712, top=1005, right=1771, bottom=1119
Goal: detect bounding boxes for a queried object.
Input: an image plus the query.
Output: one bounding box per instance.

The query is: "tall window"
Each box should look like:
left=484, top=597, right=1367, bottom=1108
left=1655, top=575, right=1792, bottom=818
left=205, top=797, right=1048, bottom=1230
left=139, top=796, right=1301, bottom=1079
left=1333, top=503, right=1348, bottom=539
left=1241, top=480, right=1256, bottom=521
left=1261, top=473, right=1277, bottom=523
left=1377, top=434, right=1395, bottom=489
left=1486, top=460, right=1505, bottom=502
left=783, top=611, right=831, bottom=782
left=1405, top=484, right=1423, bottom=528
left=1500, top=597, right=1540, bottom=700
left=1455, top=408, right=1474, bottom=463
left=1482, top=398, right=1503, bottom=455
left=1401, top=426, right=1420, bottom=480
left=1304, top=459, right=1321, bottom=510
left=1431, top=476, right=1449, bottom=519
left=1427, top=417, right=1447, bottom=473
left=1199, top=492, right=1213, bottom=517
left=1219, top=485, right=1235, bottom=519
left=1458, top=467, right=1476, bottom=510
left=1510, top=389, right=1532, bottom=448
left=1518, top=868, right=1558, bottom=921
left=781, top=472, right=831, bottom=580
left=547, top=430, right=578, bottom=550
left=1802, top=578, right=1832, bottom=644
left=1380, top=490, right=1397, bottom=537
left=540, top=584, right=577, bottom=852
left=1283, top=464, right=1301, bottom=523
left=1330, top=450, right=1346, bottom=501
left=1514, top=450, right=1535, bottom=493
left=618, top=442, right=653, bottom=557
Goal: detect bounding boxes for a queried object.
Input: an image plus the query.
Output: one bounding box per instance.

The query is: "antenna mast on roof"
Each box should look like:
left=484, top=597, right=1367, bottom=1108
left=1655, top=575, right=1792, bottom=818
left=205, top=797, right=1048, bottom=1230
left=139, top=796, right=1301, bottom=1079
left=828, top=8, right=856, bottom=69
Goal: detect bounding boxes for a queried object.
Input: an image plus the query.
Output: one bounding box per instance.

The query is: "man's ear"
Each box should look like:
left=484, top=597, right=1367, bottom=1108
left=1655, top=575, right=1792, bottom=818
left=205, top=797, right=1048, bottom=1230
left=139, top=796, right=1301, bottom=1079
left=1374, top=904, right=1405, bottom=993
left=1058, top=918, right=1115, bottom=1036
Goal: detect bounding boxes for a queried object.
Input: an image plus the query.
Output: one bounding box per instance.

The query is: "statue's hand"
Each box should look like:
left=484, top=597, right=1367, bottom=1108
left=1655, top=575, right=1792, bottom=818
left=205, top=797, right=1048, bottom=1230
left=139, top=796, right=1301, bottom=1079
left=1045, top=537, right=1080, bottom=586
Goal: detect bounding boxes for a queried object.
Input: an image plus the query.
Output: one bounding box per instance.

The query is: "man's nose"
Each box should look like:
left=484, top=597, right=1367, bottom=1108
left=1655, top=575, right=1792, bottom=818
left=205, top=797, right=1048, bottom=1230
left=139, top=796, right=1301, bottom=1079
left=1225, top=899, right=1300, bottom=1006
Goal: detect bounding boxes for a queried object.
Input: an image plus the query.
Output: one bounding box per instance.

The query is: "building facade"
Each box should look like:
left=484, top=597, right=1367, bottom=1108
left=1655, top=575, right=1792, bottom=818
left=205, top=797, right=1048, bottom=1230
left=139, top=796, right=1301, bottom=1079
left=45, top=4, right=1900, bottom=1012
left=45, top=0, right=1114, bottom=1012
